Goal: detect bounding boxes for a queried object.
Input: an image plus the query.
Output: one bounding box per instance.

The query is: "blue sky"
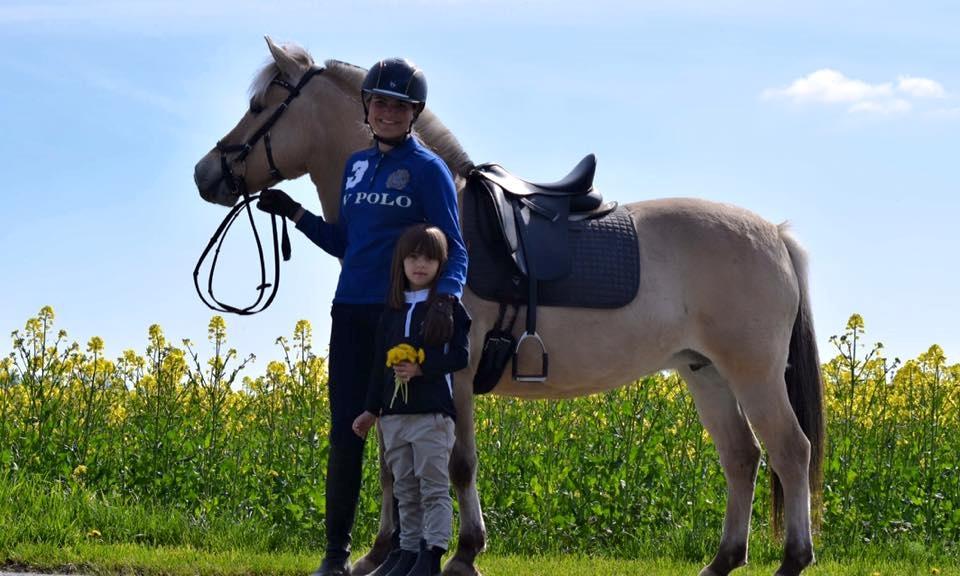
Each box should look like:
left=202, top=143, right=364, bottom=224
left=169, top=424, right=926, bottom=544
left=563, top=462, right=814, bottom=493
left=1, top=1, right=957, bottom=371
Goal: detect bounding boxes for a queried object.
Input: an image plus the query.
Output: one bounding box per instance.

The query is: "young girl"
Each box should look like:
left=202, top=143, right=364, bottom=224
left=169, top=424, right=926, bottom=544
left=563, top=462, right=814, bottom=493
left=352, top=224, right=471, bottom=576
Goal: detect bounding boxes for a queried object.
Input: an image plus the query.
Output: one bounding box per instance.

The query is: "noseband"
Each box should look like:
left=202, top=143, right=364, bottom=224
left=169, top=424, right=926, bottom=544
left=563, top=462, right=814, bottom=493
left=194, top=67, right=325, bottom=315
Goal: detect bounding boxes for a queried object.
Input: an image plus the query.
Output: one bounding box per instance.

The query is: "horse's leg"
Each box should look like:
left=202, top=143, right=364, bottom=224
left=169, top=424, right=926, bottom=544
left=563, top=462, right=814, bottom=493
left=717, top=364, right=814, bottom=576
left=350, top=424, right=396, bottom=576
left=443, top=381, right=485, bottom=576
left=678, top=365, right=761, bottom=576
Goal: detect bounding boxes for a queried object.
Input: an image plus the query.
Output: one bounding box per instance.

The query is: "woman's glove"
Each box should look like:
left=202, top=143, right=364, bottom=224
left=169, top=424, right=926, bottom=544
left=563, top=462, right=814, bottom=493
left=256, top=188, right=301, bottom=220
left=422, top=294, right=456, bottom=346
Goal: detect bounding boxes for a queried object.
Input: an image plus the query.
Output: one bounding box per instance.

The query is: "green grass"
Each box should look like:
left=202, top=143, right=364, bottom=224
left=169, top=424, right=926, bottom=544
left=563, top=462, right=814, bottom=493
left=2, top=543, right=958, bottom=576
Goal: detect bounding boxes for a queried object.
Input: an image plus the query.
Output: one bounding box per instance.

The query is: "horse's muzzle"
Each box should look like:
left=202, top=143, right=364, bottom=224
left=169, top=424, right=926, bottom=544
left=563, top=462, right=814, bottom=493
left=194, top=154, right=239, bottom=207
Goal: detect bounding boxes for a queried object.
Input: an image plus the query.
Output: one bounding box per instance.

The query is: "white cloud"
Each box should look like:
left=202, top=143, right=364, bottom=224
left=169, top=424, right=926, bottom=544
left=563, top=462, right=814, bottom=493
left=763, top=69, right=950, bottom=116
left=897, top=76, right=946, bottom=99
left=762, top=69, right=892, bottom=104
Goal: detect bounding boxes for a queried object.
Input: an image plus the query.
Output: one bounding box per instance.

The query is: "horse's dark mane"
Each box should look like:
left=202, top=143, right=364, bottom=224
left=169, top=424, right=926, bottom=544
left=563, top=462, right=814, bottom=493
left=323, top=59, right=475, bottom=178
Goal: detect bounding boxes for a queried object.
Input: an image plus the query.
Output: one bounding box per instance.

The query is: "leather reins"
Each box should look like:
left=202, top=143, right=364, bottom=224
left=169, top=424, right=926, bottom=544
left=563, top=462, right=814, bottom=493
left=194, top=67, right=325, bottom=315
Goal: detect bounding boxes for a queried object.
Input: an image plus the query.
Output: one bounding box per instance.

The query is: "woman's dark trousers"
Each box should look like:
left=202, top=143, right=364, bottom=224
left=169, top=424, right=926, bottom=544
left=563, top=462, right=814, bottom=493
left=323, top=303, right=384, bottom=566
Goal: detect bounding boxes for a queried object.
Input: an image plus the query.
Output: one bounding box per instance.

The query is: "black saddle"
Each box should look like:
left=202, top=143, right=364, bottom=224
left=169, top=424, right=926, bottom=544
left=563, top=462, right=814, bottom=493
left=472, top=155, right=611, bottom=284
left=464, top=154, right=640, bottom=387
left=476, top=154, right=603, bottom=211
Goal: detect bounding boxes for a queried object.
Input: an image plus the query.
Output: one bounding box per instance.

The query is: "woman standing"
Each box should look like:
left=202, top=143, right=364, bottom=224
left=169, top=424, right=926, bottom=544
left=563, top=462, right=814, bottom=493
left=256, top=58, right=468, bottom=576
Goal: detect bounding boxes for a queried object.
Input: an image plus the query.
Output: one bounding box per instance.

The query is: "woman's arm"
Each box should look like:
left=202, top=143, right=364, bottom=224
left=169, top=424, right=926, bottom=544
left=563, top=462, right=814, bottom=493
left=421, top=160, right=468, bottom=299
left=295, top=211, right=348, bottom=258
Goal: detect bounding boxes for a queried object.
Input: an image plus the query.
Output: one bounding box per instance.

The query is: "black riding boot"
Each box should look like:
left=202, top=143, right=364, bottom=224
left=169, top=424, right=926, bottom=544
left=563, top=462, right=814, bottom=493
left=404, top=540, right=444, bottom=576
left=369, top=512, right=403, bottom=576
left=379, top=549, right=418, bottom=576
left=312, top=442, right=365, bottom=576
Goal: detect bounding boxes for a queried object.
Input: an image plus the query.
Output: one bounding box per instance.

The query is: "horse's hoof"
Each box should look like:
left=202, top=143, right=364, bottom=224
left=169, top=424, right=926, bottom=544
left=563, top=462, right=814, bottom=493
left=442, top=556, right=482, bottom=576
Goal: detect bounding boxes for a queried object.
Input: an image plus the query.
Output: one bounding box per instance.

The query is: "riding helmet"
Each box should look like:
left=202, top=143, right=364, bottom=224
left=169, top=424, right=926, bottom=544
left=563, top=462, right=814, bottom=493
left=361, top=58, right=427, bottom=106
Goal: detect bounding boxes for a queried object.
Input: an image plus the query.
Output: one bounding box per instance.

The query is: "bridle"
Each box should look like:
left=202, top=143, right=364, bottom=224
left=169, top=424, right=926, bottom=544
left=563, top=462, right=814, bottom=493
left=194, top=66, right=325, bottom=315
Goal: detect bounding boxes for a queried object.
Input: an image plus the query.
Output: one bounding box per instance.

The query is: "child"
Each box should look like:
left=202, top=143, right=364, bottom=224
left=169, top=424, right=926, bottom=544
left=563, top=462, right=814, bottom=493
left=352, top=224, right=471, bottom=576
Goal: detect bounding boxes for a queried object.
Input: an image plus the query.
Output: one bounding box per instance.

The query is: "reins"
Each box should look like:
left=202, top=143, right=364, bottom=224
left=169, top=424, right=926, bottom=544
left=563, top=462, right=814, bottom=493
left=194, top=66, right=325, bottom=315
left=193, top=190, right=291, bottom=316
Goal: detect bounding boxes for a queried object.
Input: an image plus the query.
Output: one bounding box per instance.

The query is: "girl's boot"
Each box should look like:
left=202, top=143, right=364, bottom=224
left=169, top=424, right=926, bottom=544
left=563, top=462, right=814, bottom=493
left=382, top=550, right=418, bottom=576
left=404, top=540, right=444, bottom=576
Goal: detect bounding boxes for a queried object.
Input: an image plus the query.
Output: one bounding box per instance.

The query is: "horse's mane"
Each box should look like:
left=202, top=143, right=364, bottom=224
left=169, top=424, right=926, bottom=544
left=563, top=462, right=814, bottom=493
left=322, top=59, right=475, bottom=177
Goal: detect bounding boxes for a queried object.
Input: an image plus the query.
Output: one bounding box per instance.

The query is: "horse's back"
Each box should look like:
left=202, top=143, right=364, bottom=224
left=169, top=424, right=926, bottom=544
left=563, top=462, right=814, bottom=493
left=463, top=197, right=801, bottom=399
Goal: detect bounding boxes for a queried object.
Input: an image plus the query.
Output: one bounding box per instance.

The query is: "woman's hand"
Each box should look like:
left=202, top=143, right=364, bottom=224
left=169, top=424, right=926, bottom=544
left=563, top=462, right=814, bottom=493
left=392, top=361, right=423, bottom=382
left=256, top=188, right=303, bottom=221
left=423, top=294, right=456, bottom=345
left=352, top=411, right=377, bottom=438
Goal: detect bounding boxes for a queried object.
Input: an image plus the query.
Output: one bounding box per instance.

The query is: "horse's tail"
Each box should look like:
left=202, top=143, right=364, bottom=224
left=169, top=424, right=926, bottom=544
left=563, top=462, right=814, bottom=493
left=773, top=224, right=825, bottom=538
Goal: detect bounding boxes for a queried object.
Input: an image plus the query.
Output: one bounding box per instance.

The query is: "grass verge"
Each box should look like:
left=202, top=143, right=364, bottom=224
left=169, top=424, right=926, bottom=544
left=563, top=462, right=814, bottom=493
left=2, top=543, right=958, bottom=576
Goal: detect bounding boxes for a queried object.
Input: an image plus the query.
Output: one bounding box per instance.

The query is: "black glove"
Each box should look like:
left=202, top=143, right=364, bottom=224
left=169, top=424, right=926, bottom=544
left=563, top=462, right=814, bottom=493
left=256, top=188, right=301, bottom=220
left=422, top=294, right=456, bottom=346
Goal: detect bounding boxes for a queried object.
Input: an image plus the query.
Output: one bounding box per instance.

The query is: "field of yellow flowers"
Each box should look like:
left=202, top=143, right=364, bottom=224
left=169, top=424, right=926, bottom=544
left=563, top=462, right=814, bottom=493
left=1, top=307, right=957, bottom=563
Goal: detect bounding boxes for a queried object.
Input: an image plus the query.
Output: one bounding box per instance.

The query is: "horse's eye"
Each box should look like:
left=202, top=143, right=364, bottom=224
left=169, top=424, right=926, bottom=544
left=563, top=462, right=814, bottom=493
left=249, top=97, right=264, bottom=115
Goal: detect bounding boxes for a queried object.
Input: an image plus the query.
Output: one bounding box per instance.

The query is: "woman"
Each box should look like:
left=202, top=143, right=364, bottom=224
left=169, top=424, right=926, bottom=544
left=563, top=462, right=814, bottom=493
left=256, top=58, right=468, bottom=576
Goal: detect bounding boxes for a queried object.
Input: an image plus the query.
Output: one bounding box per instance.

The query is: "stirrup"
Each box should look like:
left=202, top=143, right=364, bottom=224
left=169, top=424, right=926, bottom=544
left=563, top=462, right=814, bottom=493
left=512, top=331, right=548, bottom=382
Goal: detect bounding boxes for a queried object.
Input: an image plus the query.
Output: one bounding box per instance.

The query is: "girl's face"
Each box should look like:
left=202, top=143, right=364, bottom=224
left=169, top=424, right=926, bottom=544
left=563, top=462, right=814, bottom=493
left=403, top=252, right=440, bottom=291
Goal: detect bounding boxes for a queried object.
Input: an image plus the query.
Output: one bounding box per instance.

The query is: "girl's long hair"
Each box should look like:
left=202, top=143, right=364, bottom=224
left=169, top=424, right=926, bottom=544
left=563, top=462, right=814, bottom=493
left=387, top=224, right=449, bottom=310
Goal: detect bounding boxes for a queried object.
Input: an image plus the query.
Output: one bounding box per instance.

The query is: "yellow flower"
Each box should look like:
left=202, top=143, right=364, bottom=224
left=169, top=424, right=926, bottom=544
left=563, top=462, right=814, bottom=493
left=386, top=343, right=423, bottom=367
left=385, top=343, right=425, bottom=408
left=73, top=465, right=88, bottom=477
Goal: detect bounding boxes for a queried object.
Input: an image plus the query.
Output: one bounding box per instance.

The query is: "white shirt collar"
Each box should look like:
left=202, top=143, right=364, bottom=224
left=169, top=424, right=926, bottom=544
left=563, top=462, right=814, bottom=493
left=404, top=289, right=430, bottom=304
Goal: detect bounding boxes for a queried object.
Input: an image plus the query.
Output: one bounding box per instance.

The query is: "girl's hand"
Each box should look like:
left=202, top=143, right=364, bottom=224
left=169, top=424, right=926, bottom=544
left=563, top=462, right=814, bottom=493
left=392, top=361, right=423, bottom=382
left=352, top=411, right=377, bottom=438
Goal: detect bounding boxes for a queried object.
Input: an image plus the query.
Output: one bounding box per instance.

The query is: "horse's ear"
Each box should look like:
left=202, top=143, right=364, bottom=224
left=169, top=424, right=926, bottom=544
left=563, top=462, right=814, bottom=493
left=265, top=35, right=305, bottom=83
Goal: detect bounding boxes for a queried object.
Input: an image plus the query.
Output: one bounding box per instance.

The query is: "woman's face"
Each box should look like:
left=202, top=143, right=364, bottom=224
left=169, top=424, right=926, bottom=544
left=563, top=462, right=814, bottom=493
left=367, top=95, right=417, bottom=141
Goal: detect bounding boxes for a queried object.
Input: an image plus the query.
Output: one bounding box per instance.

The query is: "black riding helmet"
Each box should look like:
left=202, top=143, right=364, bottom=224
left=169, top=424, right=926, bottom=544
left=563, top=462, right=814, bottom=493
left=361, top=58, right=428, bottom=138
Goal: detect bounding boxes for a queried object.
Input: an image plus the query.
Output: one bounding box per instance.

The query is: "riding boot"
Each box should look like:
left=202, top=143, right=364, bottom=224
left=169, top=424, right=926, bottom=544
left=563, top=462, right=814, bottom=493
left=314, top=442, right=365, bottom=575
left=404, top=540, right=444, bottom=576
left=381, top=550, right=418, bottom=576
left=368, top=514, right=402, bottom=576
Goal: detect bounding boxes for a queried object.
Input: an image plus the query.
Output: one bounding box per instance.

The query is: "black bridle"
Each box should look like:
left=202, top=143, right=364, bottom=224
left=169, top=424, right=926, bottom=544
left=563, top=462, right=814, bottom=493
left=194, top=67, right=325, bottom=315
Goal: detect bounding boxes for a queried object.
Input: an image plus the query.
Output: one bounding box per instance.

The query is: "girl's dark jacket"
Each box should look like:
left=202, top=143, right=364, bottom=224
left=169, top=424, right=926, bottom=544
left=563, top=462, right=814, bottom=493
left=365, top=289, right=471, bottom=420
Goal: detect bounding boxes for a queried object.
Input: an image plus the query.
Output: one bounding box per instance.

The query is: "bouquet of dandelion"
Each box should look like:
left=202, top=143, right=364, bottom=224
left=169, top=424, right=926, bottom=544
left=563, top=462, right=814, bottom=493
left=386, top=343, right=425, bottom=408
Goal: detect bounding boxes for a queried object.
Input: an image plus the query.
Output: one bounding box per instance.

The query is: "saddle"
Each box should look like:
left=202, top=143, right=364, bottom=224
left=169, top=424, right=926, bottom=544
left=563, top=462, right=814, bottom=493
left=464, top=154, right=640, bottom=387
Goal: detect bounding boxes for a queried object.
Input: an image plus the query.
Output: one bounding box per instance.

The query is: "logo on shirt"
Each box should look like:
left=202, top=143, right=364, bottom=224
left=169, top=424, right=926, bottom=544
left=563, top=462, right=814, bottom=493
left=343, top=192, right=413, bottom=208
left=386, top=169, right=410, bottom=191
left=345, top=159, right=369, bottom=190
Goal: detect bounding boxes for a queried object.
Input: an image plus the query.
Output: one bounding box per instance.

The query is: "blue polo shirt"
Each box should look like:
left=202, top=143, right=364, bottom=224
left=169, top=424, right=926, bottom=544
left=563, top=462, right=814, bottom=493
left=295, top=136, right=468, bottom=303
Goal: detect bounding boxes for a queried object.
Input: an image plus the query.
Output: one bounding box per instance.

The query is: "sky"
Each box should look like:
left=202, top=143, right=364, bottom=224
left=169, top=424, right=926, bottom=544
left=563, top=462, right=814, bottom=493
left=1, top=0, right=957, bottom=375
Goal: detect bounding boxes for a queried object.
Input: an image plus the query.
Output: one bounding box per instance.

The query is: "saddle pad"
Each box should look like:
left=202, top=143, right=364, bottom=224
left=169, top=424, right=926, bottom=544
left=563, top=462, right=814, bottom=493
left=463, top=181, right=640, bottom=309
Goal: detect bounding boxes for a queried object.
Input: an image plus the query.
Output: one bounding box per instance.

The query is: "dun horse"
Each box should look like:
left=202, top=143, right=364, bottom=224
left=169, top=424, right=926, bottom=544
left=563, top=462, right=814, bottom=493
left=194, top=39, right=824, bottom=576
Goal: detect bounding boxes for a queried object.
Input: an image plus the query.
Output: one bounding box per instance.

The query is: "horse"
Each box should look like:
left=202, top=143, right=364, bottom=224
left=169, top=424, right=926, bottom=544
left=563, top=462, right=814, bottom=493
left=193, top=38, right=824, bottom=576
